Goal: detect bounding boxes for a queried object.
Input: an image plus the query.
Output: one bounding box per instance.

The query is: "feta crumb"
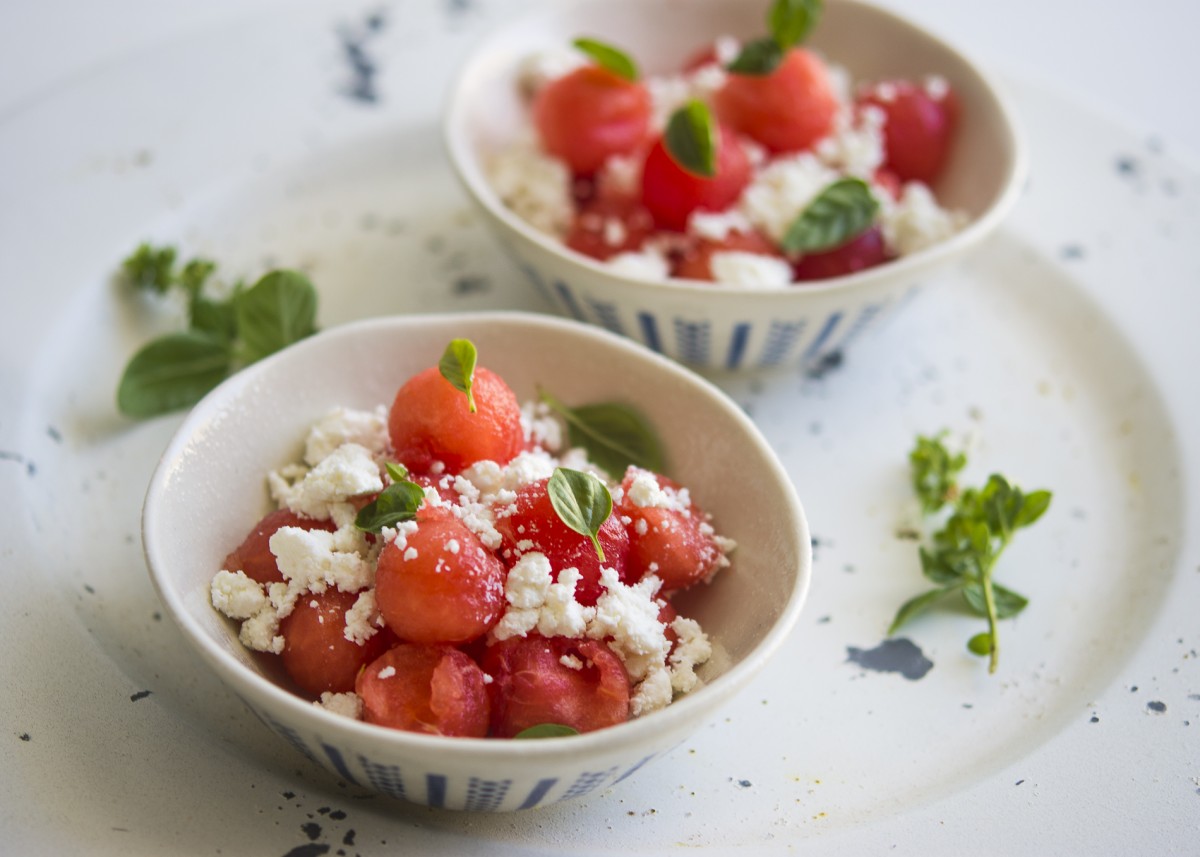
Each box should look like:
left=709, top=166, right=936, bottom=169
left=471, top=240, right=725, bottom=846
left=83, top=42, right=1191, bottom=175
left=710, top=251, right=794, bottom=289
left=377, top=665, right=397, bottom=680
left=315, top=691, right=363, bottom=720
left=270, top=526, right=374, bottom=594
left=739, top=153, right=840, bottom=244
left=269, top=442, right=383, bottom=520
left=688, top=208, right=754, bottom=242
left=343, top=589, right=381, bottom=644
left=210, top=569, right=267, bottom=620
left=303, top=406, right=389, bottom=465
left=879, top=181, right=966, bottom=256
left=607, top=247, right=671, bottom=281
left=487, top=138, right=573, bottom=237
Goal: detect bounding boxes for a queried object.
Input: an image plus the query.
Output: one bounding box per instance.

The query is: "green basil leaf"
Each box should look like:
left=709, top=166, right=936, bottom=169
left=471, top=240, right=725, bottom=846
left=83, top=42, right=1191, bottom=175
left=664, top=100, right=717, bottom=178
left=781, top=177, right=879, bottom=255
left=513, top=723, right=580, bottom=739
left=547, top=467, right=613, bottom=562
left=1015, top=489, right=1052, bottom=528
left=234, top=269, right=318, bottom=364
left=573, top=37, right=639, bottom=82
left=116, top=331, right=232, bottom=418
left=727, top=37, right=785, bottom=76
left=122, top=243, right=177, bottom=295
left=189, top=293, right=238, bottom=344
left=966, top=631, right=993, bottom=657
left=385, top=461, right=410, bottom=482
left=990, top=582, right=1029, bottom=619
left=355, top=478, right=425, bottom=534
left=539, top=388, right=664, bottom=477
left=768, top=0, right=823, bottom=48
left=888, top=586, right=954, bottom=634
left=438, top=338, right=478, bottom=413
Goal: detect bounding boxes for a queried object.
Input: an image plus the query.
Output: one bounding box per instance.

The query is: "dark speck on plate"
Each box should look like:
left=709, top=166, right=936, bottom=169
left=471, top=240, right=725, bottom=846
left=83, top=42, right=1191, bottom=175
left=1147, top=700, right=1167, bottom=714
left=130, top=690, right=152, bottom=702
left=847, top=638, right=934, bottom=680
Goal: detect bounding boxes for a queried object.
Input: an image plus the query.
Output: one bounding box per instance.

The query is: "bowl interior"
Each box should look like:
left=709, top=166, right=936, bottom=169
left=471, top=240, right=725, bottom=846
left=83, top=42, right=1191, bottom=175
left=447, top=0, right=1024, bottom=270
left=143, top=312, right=811, bottom=753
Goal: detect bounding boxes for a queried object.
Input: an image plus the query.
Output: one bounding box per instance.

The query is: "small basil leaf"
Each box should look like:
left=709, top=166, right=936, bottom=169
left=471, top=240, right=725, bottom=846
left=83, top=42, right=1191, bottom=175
left=122, top=243, right=178, bottom=295
left=727, top=37, right=785, bottom=76
left=768, top=0, right=823, bottom=48
left=189, top=293, right=238, bottom=344
left=539, top=388, right=664, bottom=477
left=573, top=37, right=639, bottom=82
left=234, top=269, right=318, bottom=364
left=1015, top=489, right=1052, bottom=528
left=355, top=478, right=425, bottom=534
left=385, top=461, right=410, bottom=483
left=547, top=467, right=612, bottom=562
left=664, top=100, right=717, bottom=178
left=888, top=586, right=954, bottom=635
left=438, top=338, right=478, bottom=413
left=782, top=177, right=879, bottom=255
left=117, top=331, right=232, bottom=418
left=966, top=631, right=993, bottom=657
left=514, top=723, right=580, bottom=739
left=990, top=582, right=1030, bottom=619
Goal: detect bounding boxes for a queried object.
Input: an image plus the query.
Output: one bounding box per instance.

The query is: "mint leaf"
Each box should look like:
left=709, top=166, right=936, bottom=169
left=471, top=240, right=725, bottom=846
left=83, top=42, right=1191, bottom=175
left=538, top=388, right=664, bottom=477
left=664, top=100, right=717, bottom=178
left=547, top=467, right=612, bottom=562
left=514, top=723, right=580, bottom=739
left=573, top=37, right=639, bottom=82
left=438, top=338, right=478, bottom=413
left=234, top=269, right=318, bottom=364
left=116, top=331, right=232, bottom=417
left=888, top=585, right=956, bottom=635
left=782, top=177, right=879, bottom=255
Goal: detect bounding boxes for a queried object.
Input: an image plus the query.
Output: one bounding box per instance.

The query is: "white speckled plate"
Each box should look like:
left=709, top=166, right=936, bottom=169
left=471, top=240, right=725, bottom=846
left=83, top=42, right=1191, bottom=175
left=1, top=1, right=1197, bottom=853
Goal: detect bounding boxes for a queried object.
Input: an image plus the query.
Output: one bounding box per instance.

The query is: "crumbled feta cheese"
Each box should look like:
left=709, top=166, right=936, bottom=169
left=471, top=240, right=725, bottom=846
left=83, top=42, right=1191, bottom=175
left=710, top=251, right=794, bottom=289
left=688, top=208, right=755, bottom=242
left=516, top=49, right=586, bottom=97
left=315, top=691, right=363, bottom=720
left=269, top=442, right=383, bottom=520
left=815, top=105, right=886, bottom=178
left=739, top=152, right=840, bottom=244
left=343, top=589, right=381, bottom=644
left=210, top=569, right=267, bottom=620
left=879, top=181, right=966, bottom=256
left=487, top=138, right=573, bottom=237
left=607, top=247, right=671, bottom=280
left=303, top=406, right=389, bottom=466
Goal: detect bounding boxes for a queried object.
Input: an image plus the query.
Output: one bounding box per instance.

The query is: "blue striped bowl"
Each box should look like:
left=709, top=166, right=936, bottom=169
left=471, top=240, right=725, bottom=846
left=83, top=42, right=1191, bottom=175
left=445, top=0, right=1026, bottom=372
left=143, top=313, right=811, bottom=811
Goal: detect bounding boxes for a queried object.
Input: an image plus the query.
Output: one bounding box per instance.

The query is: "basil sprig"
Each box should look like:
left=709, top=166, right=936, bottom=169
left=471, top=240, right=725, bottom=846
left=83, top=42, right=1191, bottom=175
left=355, top=462, right=426, bottom=533
left=781, top=177, right=879, bottom=255
left=514, top=723, right=580, bottom=739
left=538, top=388, right=664, bottom=478
left=889, top=433, right=1053, bottom=673
left=664, top=100, right=718, bottom=178
left=729, top=0, right=823, bottom=75
left=547, top=467, right=612, bottom=562
left=439, top=338, right=478, bottom=413
left=116, top=244, right=318, bottom=418
left=573, top=37, right=639, bottom=82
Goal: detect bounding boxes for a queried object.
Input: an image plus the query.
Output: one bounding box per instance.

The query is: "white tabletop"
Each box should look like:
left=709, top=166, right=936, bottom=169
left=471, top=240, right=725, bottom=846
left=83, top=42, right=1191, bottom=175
left=1, top=0, right=1193, bottom=157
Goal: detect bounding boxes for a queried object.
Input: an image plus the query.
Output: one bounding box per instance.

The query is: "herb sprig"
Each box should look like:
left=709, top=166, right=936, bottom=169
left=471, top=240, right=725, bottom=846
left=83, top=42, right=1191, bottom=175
left=728, top=0, right=824, bottom=75
left=889, top=432, right=1052, bottom=673
left=355, top=462, right=426, bottom=533
left=538, top=388, right=664, bottom=478
left=116, top=243, right=317, bottom=418
left=547, top=467, right=613, bottom=562
left=781, top=177, right=879, bottom=255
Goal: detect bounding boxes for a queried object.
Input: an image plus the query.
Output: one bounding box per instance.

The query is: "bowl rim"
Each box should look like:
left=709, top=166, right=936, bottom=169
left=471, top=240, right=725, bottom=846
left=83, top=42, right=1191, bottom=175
left=443, top=0, right=1029, bottom=298
left=142, top=310, right=813, bottom=761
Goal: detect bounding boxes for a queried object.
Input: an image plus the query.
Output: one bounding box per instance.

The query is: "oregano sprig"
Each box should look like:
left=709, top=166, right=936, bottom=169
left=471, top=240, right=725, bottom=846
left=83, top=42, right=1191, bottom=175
left=538, top=387, right=664, bottom=478
left=889, top=433, right=1053, bottom=673
left=547, top=467, right=613, bottom=562
left=116, top=243, right=318, bottom=418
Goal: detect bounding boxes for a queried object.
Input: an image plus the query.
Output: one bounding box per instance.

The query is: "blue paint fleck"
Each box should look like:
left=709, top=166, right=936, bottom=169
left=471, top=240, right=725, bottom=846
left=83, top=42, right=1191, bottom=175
left=847, top=638, right=934, bottom=680
left=1147, top=701, right=1167, bottom=714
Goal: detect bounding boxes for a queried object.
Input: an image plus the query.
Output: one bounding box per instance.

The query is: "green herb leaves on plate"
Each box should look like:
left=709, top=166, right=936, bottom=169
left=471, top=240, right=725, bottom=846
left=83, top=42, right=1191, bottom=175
left=573, top=37, right=639, bottom=82
left=889, top=432, right=1052, bottom=673
left=547, top=467, right=613, bottom=562
left=513, top=723, right=581, bottom=739
left=538, top=387, right=664, bottom=478
left=355, top=462, right=426, bottom=533
left=664, top=100, right=718, bottom=178
left=116, top=243, right=318, bottom=418
left=439, top=338, right=479, bottom=413
left=781, top=177, right=879, bottom=255
left=728, top=0, right=824, bottom=76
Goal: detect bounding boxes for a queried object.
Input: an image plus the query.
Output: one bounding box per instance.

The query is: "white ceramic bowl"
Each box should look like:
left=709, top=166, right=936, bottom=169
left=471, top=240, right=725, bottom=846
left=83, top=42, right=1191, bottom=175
left=444, top=0, right=1026, bottom=372
left=142, top=312, right=811, bottom=812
